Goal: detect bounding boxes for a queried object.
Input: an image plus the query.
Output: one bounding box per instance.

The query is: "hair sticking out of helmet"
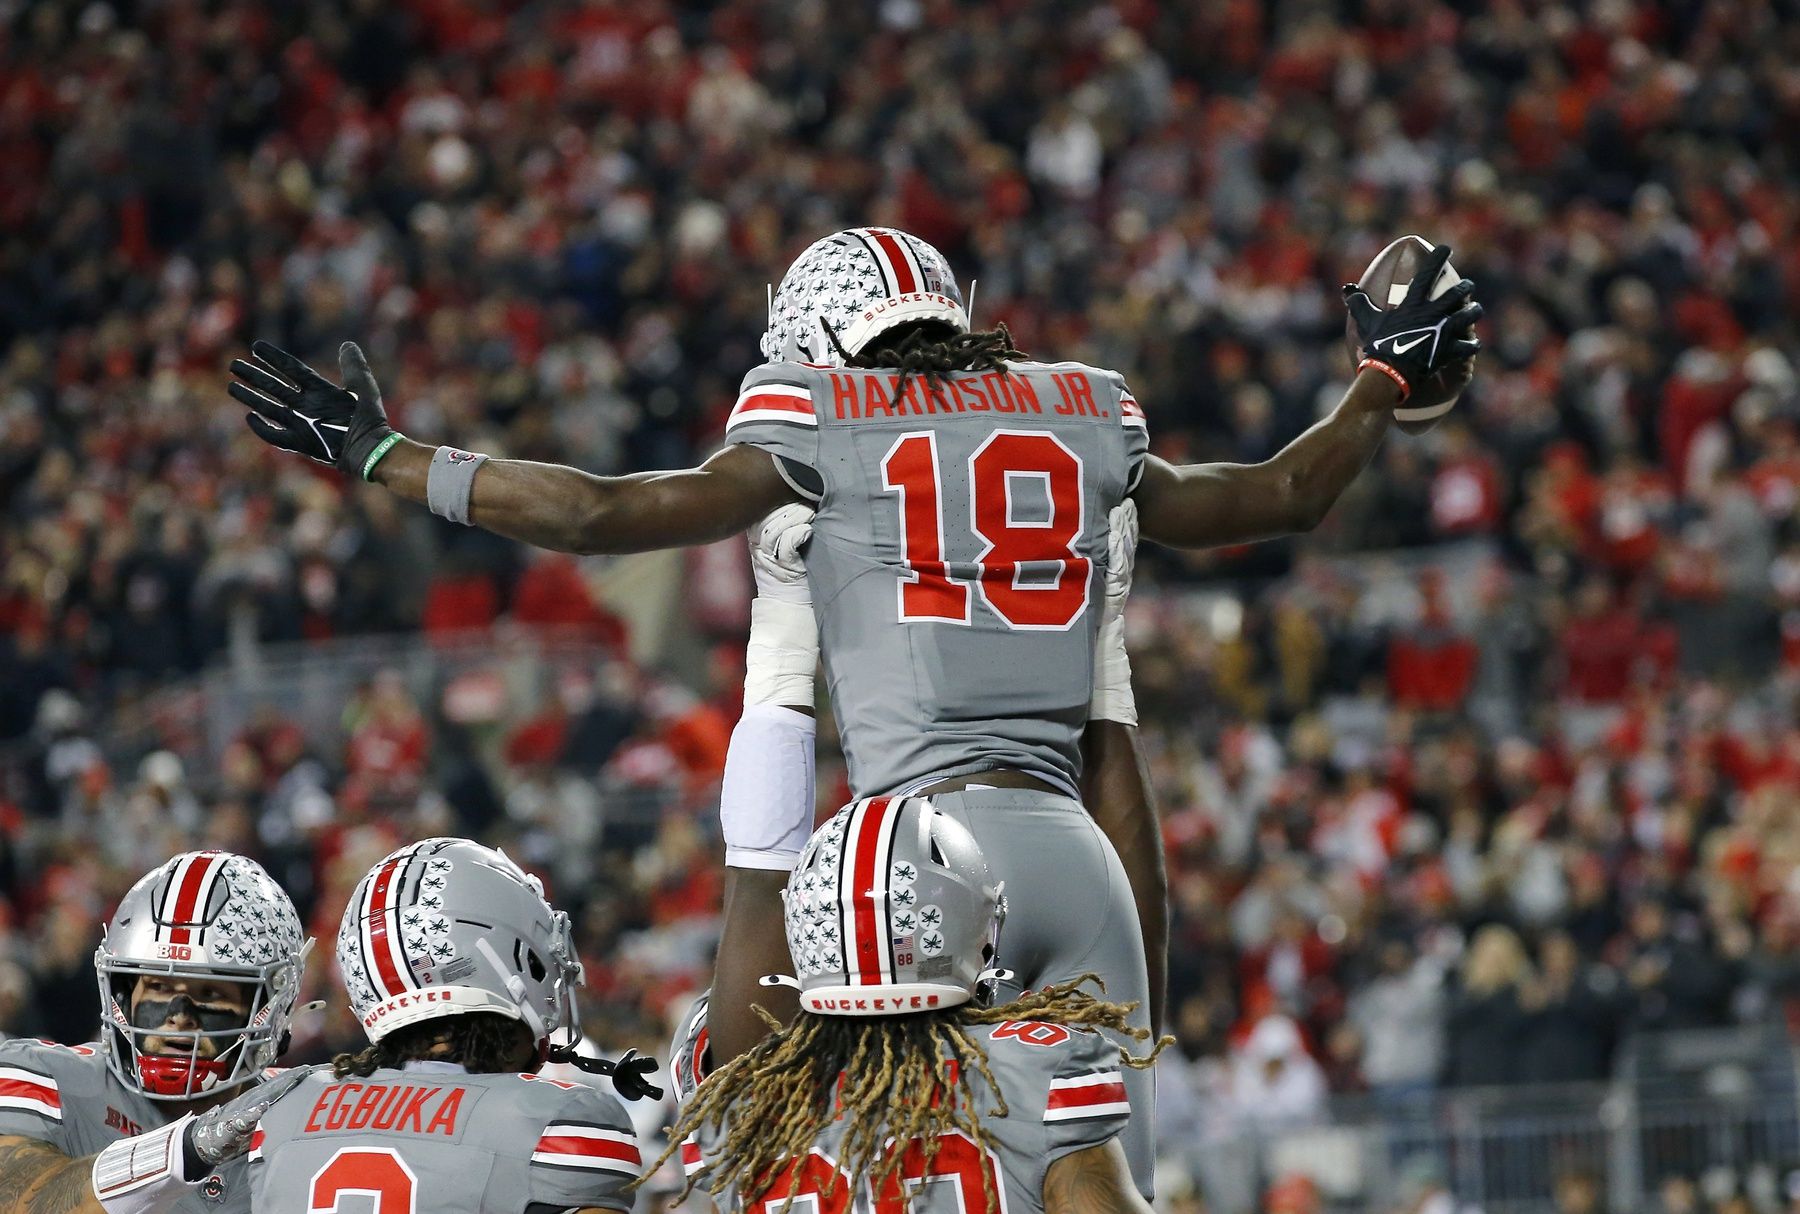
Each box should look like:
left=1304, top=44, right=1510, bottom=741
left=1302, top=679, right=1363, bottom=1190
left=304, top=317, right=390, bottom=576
left=95, top=851, right=308, bottom=1102
left=641, top=803, right=1172, bottom=1210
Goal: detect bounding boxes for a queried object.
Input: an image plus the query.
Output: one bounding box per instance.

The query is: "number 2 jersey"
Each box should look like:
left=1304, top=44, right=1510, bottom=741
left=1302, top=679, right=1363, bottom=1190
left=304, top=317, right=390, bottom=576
left=727, top=360, right=1148, bottom=798
left=670, top=999, right=1133, bottom=1214
left=0, top=1036, right=253, bottom=1212
left=240, top=1062, right=641, bottom=1213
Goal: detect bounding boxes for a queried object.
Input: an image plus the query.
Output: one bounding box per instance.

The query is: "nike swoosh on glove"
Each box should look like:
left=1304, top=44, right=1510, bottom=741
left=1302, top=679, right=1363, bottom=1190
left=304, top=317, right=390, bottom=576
left=1342, top=243, right=1483, bottom=397
left=229, top=341, right=399, bottom=479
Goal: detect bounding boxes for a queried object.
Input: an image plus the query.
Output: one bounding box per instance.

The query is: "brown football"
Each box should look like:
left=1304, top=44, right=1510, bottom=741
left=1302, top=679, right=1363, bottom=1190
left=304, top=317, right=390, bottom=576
left=1346, top=234, right=1466, bottom=435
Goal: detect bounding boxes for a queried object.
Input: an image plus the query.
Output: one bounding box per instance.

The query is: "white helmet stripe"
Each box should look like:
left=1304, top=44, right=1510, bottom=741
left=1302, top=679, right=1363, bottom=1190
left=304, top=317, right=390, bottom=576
left=845, top=230, right=901, bottom=297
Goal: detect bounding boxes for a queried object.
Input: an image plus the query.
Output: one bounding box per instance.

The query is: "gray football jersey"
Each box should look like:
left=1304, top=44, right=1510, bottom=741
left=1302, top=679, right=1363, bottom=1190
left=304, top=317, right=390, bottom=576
left=672, top=1012, right=1131, bottom=1213
left=727, top=360, right=1149, bottom=797
left=0, top=1036, right=253, bottom=1211
left=243, top=1063, right=639, bottom=1214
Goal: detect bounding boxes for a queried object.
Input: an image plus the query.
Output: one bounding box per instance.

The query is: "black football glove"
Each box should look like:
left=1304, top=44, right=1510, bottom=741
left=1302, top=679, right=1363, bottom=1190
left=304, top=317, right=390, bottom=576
left=230, top=340, right=400, bottom=480
left=1342, top=243, right=1483, bottom=397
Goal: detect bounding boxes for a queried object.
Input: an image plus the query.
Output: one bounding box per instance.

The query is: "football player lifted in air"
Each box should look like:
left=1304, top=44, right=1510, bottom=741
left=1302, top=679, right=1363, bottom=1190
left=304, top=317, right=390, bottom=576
left=0, top=850, right=309, bottom=1214
left=655, top=795, right=1169, bottom=1214
left=202, top=837, right=658, bottom=1214
left=230, top=228, right=1480, bottom=1194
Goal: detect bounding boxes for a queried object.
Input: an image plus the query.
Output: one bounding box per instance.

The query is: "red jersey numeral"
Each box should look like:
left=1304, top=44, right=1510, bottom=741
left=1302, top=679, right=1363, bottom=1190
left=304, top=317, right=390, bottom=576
left=883, top=432, right=971, bottom=623
left=882, top=429, right=1089, bottom=630
left=308, top=1148, right=418, bottom=1214
left=754, top=1135, right=1001, bottom=1214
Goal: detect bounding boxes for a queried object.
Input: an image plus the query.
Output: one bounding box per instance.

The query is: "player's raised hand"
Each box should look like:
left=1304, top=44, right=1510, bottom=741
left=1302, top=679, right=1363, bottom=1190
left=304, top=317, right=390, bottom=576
left=1341, top=243, right=1483, bottom=396
left=184, top=1065, right=316, bottom=1169
left=229, top=340, right=402, bottom=480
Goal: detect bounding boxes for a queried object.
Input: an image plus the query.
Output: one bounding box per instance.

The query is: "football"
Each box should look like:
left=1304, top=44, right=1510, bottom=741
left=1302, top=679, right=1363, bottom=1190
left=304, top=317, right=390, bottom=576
left=1347, top=234, right=1470, bottom=435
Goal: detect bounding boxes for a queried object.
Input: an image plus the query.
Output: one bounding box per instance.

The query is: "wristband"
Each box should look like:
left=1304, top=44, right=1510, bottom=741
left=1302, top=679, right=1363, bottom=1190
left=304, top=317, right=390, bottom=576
left=1357, top=358, right=1411, bottom=402
left=92, top=1114, right=200, bottom=1214
left=361, top=432, right=404, bottom=481
left=426, top=446, right=489, bottom=525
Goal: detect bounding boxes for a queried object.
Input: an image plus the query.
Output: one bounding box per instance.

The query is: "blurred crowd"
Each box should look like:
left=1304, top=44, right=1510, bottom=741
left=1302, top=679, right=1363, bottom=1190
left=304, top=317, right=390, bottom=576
left=9, top=0, right=1800, bottom=1207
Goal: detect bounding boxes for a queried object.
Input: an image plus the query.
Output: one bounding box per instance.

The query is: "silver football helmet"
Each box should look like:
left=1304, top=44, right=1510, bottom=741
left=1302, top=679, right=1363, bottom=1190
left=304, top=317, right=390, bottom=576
left=761, top=227, right=968, bottom=366
left=335, top=838, right=583, bottom=1059
left=770, top=797, right=1007, bottom=1016
left=96, top=850, right=308, bottom=1101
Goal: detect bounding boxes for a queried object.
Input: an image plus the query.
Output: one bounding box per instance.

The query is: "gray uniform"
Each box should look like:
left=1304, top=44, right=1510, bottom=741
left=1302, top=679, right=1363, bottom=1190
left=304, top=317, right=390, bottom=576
left=727, top=360, right=1148, bottom=800
left=674, top=1012, right=1130, bottom=1213
left=726, top=362, right=1157, bottom=1196
left=0, top=1036, right=251, bottom=1211
left=243, top=1063, right=639, bottom=1213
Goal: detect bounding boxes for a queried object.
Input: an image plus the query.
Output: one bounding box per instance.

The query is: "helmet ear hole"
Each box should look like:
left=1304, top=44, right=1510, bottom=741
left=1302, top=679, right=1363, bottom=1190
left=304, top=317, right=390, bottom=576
left=527, top=950, right=547, bottom=982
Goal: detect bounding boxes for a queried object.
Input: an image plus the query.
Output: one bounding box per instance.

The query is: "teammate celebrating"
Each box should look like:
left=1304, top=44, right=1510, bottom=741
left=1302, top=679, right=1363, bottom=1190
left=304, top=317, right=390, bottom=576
left=0, top=850, right=308, bottom=1214
left=654, top=795, right=1166, bottom=1214
left=230, top=226, right=1478, bottom=1191
left=218, top=837, right=655, bottom=1213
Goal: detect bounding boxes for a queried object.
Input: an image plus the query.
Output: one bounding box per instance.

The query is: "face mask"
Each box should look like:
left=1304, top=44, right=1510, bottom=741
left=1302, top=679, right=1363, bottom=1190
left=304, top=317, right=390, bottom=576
left=131, top=993, right=244, bottom=1035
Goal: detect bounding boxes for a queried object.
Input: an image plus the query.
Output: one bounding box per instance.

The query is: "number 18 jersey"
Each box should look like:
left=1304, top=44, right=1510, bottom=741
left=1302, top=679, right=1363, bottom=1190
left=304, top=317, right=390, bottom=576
left=727, top=360, right=1148, bottom=798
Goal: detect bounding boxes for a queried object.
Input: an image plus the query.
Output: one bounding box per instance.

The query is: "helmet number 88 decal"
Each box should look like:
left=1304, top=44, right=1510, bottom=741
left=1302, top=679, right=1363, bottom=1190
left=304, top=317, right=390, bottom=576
left=882, top=430, right=1090, bottom=630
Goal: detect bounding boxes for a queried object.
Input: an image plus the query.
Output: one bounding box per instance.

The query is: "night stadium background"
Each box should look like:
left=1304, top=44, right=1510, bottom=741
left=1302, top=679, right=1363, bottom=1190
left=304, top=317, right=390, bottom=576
left=5, top=1, right=1800, bottom=1210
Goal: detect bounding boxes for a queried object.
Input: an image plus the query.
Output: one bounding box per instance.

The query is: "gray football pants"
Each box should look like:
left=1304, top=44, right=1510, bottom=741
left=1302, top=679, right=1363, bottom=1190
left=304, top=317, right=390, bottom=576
left=927, top=787, right=1156, bottom=1200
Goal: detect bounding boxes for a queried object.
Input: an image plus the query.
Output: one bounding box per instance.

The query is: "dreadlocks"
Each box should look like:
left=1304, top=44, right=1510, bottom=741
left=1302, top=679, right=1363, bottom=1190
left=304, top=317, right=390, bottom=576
left=331, top=1012, right=532, bottom=1078
left=642, top=976, right=1169, bottom=1214
left=825, top=320, right=1029, bottom=407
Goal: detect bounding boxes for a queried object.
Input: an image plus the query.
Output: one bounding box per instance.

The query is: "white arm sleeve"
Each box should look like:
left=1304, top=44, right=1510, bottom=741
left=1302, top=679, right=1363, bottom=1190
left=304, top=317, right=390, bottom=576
left=719, top=704, right=817, bottom=870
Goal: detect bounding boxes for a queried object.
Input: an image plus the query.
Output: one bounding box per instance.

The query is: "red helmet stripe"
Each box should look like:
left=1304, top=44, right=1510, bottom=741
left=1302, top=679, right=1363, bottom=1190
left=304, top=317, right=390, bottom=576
left=865, top=230, right=919, bottom=293
left=842, top=797, right=902, bottom=985
left=361, top=853, right=417, bottom=998
left=166, top=852, right=222, bottom=946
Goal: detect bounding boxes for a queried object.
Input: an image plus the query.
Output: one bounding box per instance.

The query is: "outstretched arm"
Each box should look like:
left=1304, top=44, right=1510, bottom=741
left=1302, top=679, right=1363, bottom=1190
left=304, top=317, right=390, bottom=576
left=371, top=439, right=796, bottom=555
left=0, top=1135, right=104, bottom=1214
left=1133, top=367, right=1404, bottom=548
left=1135, top=242, right=1481, bottom=550
left=228, top=341, right=799, bottom=555
left=1043, top=1140, right=1155, bottom=1214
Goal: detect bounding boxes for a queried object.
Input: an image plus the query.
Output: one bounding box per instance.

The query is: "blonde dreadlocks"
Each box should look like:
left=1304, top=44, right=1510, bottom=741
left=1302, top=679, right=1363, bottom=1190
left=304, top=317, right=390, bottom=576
left=641, top=976, right=1169, bottom=1214
left=823, top=320, right=1030, bottom=409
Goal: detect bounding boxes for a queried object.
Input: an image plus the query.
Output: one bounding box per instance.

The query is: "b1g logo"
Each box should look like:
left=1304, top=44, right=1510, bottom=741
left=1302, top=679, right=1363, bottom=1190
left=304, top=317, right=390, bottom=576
left=157, top=944, right=193, bottom=961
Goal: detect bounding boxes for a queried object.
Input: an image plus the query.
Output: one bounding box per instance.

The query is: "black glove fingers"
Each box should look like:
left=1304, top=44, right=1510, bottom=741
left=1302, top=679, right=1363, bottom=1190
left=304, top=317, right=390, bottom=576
left=1443, top=300, right=1485, bottom=336
left=244, top=412, right=299, bottom=450
left=251, top=340, right=334, bottom=391
left=1433, top=278, right=1475, bottom=312
left=1449, top=336, right=1482, bottom=361
left=228, top=380, right=294, bottom=422
left=230, top=358, right=301, bottom=403
left=1406, top=243, right=1455, bottom=304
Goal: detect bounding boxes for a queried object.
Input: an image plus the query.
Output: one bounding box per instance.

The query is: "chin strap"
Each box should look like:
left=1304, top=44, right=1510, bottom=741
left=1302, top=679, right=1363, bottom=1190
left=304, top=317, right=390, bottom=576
left=546, top=1046, right=664, bottom=1102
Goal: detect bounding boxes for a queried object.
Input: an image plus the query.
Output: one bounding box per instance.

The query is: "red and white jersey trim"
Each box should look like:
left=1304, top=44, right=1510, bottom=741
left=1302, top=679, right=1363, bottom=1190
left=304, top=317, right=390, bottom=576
left=247, top=1128, right=265, bottom=1163
left=0, top=1066, right=60, bottom=1120
left=680, top=1137, right=704, bottom=1177
left=531, top=1123, right=642, bottom=1174
left=728, top=384, right=818, bottom=430
left=1043, top=1069, right=1129, bottom=1122
left=1119, top=394, right=1147, bottom=430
